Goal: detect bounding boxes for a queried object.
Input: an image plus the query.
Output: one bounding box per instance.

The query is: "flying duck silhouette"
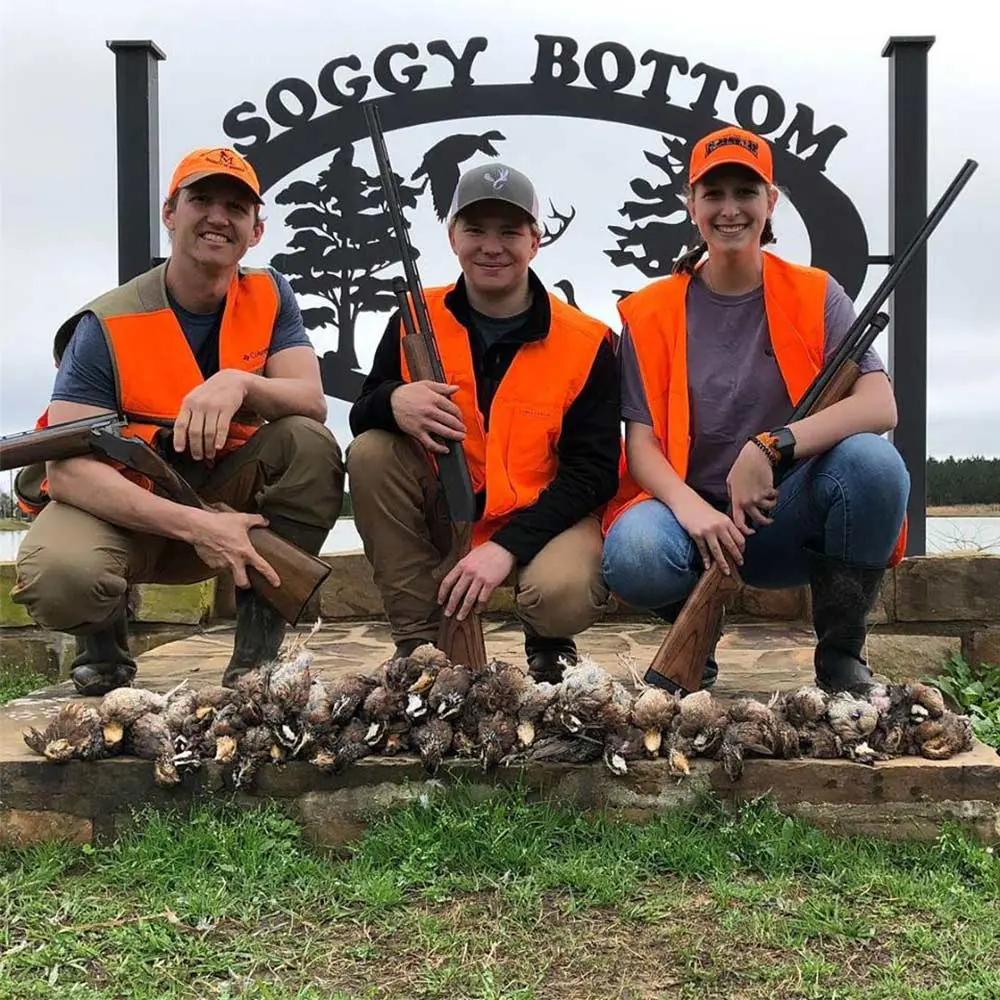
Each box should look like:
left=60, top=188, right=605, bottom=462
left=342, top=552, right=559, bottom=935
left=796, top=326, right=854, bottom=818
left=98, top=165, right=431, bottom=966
left=553, top=279, right=578, bottom=309
left=411, top=131, right=506, bottom=220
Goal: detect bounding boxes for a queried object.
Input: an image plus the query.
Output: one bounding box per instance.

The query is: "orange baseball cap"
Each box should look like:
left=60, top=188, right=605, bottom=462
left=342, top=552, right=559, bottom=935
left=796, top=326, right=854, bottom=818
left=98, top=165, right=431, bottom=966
left=689, top=126, right=774, bottom=185
left=168, top=146, right=263, bottom=203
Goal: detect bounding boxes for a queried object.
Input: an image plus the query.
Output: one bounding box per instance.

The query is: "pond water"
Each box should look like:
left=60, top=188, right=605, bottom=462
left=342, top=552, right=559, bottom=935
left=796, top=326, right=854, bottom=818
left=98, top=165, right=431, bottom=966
left=1, top=517, right=997, bottom=562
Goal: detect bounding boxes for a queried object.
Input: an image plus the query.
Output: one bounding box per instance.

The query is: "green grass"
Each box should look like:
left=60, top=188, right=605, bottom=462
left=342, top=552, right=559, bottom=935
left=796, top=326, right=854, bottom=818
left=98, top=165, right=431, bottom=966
left=0, top=670, right=49, bottom=706
left=925, top=654, right=1000, bottom=748
left=1, top=786, right=997, bottom=999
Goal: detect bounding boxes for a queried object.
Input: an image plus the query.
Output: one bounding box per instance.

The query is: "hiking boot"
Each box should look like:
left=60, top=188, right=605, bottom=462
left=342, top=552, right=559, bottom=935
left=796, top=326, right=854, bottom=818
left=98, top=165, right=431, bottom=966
left=525, top=635, right=578, bottom=683
left=221, top=588, right=287, bottom=689
left=70, top=610, right=137, bottom=697
left=219, top=514, right=330, bottom=688
left=806, top=548, right=884, bottom=694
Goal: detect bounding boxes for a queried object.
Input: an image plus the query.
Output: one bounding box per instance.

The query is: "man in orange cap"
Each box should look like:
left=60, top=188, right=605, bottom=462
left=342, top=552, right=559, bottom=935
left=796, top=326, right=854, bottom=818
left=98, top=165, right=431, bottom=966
left=11, top=146, right=345, bottom=695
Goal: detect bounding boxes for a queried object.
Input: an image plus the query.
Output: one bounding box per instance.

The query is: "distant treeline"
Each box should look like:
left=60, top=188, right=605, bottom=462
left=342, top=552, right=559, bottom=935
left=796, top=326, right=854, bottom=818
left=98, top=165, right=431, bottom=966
left=927, top=457, right=1000, bottom=506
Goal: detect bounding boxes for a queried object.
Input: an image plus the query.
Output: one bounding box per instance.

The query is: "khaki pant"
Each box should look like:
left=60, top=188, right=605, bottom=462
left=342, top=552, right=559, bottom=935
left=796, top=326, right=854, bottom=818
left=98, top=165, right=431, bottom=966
left=346, top=429, right=610, bottom=647
left=12, top=416, right=344, bottom=633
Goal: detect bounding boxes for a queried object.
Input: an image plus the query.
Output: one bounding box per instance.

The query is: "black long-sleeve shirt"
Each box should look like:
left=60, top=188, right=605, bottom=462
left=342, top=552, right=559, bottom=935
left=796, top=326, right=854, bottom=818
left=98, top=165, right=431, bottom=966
left=348, top=270, right=621, bottom=565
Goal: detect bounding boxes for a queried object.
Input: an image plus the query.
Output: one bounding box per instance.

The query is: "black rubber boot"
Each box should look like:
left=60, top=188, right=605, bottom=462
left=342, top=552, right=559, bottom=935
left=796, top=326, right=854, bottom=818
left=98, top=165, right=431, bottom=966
left=525, top=635, right=578, bottom=684
left=221, top=588, right=287, bottom=689
left=70, top=610, right=137, bottom=697
left=806, top=548, right=884, bottom=693
left=643, top=599, right=722, bottom=691
left=220, top=514, right=327, bottom=689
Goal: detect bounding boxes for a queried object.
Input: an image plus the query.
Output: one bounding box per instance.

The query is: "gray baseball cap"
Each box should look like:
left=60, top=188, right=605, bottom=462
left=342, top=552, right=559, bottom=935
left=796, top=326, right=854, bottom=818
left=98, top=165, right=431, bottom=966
left=447, top=162, right=540, bottom=223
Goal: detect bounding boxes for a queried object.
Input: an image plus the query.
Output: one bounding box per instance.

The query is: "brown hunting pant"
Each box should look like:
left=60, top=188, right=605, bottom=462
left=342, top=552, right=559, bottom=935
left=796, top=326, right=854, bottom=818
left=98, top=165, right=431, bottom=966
left=12, top=416, right=344, bottom=634
left=346, top=429, right=611, bottom=648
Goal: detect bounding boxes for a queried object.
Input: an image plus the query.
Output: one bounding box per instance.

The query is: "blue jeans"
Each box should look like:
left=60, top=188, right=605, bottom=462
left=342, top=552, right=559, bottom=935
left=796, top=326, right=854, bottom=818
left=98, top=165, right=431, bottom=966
left=602, top=433, right=910, bottom=611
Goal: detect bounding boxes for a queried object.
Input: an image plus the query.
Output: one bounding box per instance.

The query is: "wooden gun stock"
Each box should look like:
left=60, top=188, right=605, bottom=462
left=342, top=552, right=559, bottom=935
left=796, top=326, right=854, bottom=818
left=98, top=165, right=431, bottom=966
left=216, top=504, right=331, bottom=626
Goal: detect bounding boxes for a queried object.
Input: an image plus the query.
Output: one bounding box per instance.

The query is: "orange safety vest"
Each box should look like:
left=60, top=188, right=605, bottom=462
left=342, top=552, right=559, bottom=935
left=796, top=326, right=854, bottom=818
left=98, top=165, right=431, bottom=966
left=401, top=285, right=610, bottom=549
left=601, top=252, right=907, bottom=567
left=16, top=263, right=279, bottom=514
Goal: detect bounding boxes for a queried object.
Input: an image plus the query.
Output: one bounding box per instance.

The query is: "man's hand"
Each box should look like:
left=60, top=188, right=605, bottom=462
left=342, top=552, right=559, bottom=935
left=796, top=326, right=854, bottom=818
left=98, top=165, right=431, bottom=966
left=438, top=541, right=515, bottom=621
left=726, top=441, right=779, bottom=535
left=174, top=370, right=249, bottom=462
left=673, top=495, right=748, bottom=575
left=391, top=381, right=467, bottom=455
left=186, top=508, right=281, bottom=590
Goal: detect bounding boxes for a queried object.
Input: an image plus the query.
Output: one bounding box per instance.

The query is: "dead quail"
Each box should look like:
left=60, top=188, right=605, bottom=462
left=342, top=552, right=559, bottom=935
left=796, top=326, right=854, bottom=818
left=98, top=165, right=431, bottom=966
left=230, top=724, right=279, bottom=788
left=411, top=717, right=454, bottom=774
left=99, top=687, right=173, bottom=752
left=328, top=672, right=379, bottom=724
left=800, top=723, right=843, bottom=759
left=261, top=651, right=314, bottom=745
left=427, top=665, right=474, bottom=720
left=555, top=658, right=617, bottom=734
left=407, top=643, right=451, bottom=693
left=515, top=680, right=560, bottom=747
left=382, top=653, right=426, bottom=693
left=23, top=702, right=104, bottom=763
left=630, top=687, right=680, bottom=755
left=362, top=685, right=407, bottom=747
left=826, top=691, right=879, bottom=744
left=126, top=712, right=182, bottom=787
left=718, top=717, right=780, bottom=782
left=478, top=711, right=519, bottom=772
left=911, top=711, right=974, bottom=759
left=778, top=685, right=829, bottom=729
left=902, top=681, right=946, bottom=723
left=671, top=690, right=730, bottom=757
left=603, top=725, right=648, bottom=775
left=334, top=718, right=376, bottom=770
left=467, top=660, right=530, bottom=717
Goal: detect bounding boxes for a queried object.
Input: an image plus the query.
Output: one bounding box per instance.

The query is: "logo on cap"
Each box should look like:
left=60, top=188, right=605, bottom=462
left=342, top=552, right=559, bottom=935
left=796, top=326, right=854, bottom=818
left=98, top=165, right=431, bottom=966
left=484, top=167, right=510, bottom=191
left=206, top=148, right=247, bottom=173
left=705, top=135, right=759, bottom=157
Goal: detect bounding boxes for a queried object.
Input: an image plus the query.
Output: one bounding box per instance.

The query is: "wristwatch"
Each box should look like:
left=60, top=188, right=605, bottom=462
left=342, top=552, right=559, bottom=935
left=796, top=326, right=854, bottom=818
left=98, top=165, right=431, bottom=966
left=755, top=426, right=797, bottom=474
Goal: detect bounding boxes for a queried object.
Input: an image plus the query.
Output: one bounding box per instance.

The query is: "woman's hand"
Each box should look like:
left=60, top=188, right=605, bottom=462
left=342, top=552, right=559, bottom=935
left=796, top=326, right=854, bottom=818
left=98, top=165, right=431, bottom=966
left=726, top=441, right=779, bottom=534
left=673, top=494, right=747, bottom=575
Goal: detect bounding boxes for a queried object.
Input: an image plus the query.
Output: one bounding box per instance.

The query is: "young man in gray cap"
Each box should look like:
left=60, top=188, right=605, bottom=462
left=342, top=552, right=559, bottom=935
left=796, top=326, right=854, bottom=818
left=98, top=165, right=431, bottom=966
left=348, top=162, right=621, bottom=681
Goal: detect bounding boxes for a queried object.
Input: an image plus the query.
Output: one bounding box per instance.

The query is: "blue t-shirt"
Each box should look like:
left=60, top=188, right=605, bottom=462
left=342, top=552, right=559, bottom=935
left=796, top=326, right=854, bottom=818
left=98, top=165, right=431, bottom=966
left=51, top=268, right=313, bottom=411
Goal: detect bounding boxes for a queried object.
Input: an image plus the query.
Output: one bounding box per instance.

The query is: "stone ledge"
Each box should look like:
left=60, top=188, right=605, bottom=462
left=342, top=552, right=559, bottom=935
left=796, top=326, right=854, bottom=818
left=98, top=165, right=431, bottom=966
left=2, top=743, right=997, bottom=849
left=3, top=554, right=999, bottom=639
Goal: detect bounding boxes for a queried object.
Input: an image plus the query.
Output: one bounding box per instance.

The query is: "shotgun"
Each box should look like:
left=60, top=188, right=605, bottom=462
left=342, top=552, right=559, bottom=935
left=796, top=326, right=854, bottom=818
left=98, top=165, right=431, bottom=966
left=364, top=102, right=488, bottom=671
left=646, top=157, right=979, bottom=696
left=0, top=413, right=331, bottom=625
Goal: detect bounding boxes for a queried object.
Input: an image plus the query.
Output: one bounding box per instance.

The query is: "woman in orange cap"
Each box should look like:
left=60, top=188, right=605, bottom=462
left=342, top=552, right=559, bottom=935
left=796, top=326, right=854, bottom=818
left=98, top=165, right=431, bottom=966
left=601, top=125, right=909, bottom=694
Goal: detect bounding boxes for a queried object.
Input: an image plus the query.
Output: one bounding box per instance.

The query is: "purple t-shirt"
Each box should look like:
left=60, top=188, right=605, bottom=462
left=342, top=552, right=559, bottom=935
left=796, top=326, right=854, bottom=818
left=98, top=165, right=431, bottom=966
left=619, top=271, right=886, bottom=504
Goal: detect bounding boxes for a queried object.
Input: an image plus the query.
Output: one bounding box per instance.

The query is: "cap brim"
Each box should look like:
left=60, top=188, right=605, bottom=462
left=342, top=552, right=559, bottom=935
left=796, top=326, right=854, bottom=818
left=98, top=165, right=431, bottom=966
left=176, top=170, right=263, bottom=203
left=450, top=194, right=538, bottom=224
left=690, top=155, right=771, bottom=186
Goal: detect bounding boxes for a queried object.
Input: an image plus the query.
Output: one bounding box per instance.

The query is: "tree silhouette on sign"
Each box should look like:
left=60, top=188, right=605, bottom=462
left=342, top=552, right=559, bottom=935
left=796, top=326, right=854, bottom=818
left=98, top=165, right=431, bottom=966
left=605, top=135, right=695, bottom=278
left=270, top=145, right=422, bottom=403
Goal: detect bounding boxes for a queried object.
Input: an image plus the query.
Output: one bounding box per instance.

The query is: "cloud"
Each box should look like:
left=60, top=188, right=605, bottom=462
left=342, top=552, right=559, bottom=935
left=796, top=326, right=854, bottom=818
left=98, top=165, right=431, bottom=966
left=2, top=0, right=997, bottom=461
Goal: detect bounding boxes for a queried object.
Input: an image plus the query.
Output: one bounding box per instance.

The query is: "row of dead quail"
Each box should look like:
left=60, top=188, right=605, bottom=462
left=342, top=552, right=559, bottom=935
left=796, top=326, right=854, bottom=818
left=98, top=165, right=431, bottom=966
left=21, top=641, right=975, bottom=787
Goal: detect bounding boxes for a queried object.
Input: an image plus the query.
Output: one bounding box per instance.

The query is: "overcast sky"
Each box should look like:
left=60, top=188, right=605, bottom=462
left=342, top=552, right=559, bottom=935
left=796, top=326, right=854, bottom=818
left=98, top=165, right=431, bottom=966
left=2, top=0, right=997, bottom=460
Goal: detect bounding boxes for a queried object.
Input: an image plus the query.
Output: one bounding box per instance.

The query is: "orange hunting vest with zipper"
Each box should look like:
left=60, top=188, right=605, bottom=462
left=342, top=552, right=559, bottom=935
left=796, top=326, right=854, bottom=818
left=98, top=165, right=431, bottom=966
left=401, top=286, right=611, bottom=549
left=18, top=263, right=279, bottom=514
left=600, top=252, right=907, bottom=567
